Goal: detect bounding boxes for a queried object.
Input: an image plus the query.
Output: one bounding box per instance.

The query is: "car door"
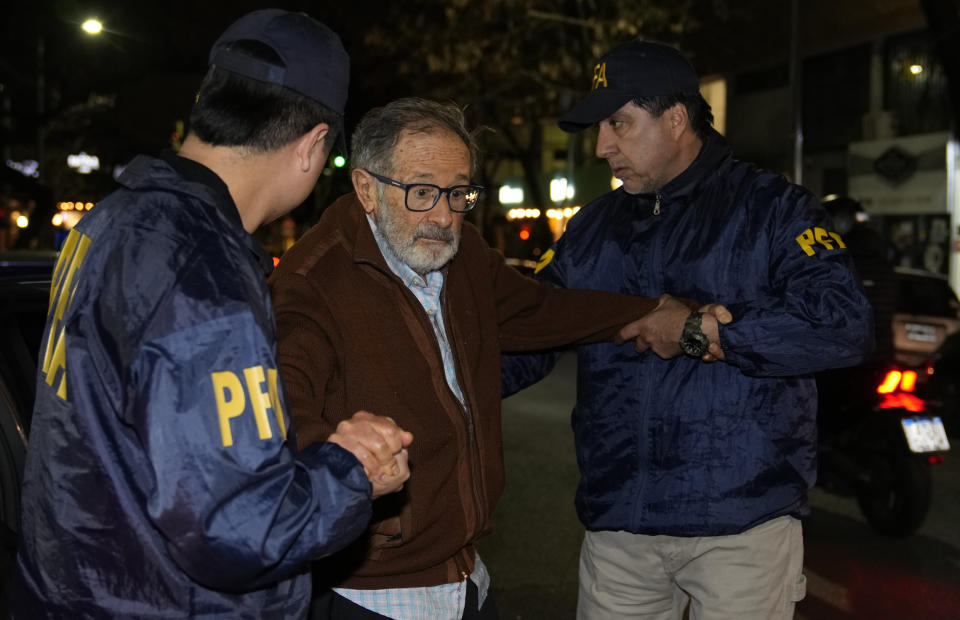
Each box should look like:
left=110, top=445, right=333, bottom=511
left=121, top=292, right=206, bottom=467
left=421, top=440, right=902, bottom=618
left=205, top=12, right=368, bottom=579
left=0, top=257, right=53, bottom=601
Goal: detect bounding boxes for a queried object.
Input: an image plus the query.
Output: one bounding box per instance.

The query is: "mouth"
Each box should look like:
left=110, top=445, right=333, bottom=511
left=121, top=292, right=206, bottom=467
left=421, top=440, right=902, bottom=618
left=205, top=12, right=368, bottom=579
left=416, top=237, right=451, bottom=247
left=414, top=225, right=455, bottom=245
left=609, top=165, right=628, bottom=178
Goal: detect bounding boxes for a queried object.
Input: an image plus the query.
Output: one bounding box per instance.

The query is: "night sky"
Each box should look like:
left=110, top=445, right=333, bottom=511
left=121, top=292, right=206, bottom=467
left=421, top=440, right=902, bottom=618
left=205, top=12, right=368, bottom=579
left=1, top=0, right=927, bottom=143
left=0, top=0, right=938, bottom=183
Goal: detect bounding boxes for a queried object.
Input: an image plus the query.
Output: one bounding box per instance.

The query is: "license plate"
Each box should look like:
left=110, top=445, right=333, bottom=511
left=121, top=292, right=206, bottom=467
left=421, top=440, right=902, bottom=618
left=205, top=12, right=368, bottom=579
left=904, top=322, right=939, bottom=343
left=901, top=416, right=951, bottom=453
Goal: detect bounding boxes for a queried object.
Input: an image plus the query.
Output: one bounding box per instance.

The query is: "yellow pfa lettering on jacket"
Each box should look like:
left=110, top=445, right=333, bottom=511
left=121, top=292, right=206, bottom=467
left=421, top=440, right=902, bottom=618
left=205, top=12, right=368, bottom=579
left=212, top=366, right=288, bottom=447
left=41, top=228, right=92, bottom=400
left=795, top=227, right=846, bottom=257
left=592, top=62, right=608, bottom=90
left=534, top=248, right=555, bottom=274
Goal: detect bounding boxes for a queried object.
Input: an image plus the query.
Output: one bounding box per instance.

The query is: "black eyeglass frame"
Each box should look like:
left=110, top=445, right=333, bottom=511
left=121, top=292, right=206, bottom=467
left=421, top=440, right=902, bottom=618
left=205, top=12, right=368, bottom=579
left=365, top=170, right=484, bottom=213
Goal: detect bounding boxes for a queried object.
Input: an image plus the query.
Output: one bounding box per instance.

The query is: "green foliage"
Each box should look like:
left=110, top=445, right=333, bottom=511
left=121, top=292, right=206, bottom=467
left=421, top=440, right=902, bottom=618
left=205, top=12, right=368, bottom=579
left=361, top=1, right=706, bottom=113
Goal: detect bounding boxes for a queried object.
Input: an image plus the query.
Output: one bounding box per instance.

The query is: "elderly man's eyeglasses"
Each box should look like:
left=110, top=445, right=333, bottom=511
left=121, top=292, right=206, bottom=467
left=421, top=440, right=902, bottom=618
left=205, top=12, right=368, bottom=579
left=366, top=170, right=484, bottom=213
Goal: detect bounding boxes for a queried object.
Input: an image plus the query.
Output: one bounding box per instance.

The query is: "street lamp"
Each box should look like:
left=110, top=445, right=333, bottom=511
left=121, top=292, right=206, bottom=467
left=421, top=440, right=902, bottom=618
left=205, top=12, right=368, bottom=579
left=81, top=19, right=103, bottom=36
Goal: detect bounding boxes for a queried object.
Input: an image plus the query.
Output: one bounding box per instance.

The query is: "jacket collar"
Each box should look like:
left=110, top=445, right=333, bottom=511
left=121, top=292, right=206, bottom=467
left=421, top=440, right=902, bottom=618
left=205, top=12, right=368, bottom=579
left=157, top=150, right=242, bottom=230
left=119, top=152, right=275, bottom=276
left=625, top=126, right=732, bottom=206
left=324, top=192, right=394, bottom=272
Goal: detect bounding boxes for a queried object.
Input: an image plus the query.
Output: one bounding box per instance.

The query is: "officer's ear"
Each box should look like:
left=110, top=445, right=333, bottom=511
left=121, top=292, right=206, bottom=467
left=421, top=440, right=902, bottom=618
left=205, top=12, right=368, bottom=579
left=295, top=123, right=330, bottom=173
left=352, top=169, right=378, bottom=214
left=667, top=103, right=689, bottom=139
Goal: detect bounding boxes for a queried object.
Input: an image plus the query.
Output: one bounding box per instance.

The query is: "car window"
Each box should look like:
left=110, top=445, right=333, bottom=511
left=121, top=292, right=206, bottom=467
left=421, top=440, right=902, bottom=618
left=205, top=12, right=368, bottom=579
left=896, top=274, right=960, bottom=318
left=0, top=307, right=46, bottom=434
left=0, top=266, right=51, bottom=436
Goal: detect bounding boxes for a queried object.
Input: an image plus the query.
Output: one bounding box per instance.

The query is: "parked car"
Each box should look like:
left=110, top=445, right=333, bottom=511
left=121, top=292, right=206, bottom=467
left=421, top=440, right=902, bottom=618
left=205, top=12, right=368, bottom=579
left=892, top=267, right=960, bottom=367
left=0, top=251, right=55, bottom=608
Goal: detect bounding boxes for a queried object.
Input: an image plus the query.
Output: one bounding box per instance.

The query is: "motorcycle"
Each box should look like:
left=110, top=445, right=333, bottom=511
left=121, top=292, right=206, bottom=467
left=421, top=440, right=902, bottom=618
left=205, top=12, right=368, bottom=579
left=816, top=362, right=950, bottom=537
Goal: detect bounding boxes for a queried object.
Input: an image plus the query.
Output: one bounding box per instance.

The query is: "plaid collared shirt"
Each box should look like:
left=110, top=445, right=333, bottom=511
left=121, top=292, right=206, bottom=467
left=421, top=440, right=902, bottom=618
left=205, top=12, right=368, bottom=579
left=334, top=216, right=489, bottom=619
left=335, top=558, right=491, bottom=620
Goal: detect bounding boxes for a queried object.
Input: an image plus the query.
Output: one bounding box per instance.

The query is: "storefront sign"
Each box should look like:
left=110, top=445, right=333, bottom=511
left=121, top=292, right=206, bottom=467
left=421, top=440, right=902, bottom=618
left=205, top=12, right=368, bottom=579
left=67, top=152, right=100, bottom=174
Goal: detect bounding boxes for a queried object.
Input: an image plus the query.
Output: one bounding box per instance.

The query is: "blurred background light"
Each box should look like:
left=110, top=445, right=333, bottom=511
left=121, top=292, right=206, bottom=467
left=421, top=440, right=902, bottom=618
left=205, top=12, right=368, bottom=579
left=81, top=19, right=103, bottom=35
left=549, top=178, right=575, bottom=202
left=499, top=185, right=524, bottom=205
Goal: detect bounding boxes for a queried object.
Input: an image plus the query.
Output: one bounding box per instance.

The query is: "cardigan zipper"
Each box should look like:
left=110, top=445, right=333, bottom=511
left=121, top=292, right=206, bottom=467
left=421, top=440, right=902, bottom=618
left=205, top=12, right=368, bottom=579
left=390, top=269, right=487, bottom=555
left=440, top=293, right=486, bottom=542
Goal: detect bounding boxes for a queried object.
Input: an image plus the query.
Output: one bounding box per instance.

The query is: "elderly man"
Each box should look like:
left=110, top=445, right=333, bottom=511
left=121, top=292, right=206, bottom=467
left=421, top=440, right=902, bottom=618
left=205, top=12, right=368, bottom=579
left=269, top=97, right=720, bottom=620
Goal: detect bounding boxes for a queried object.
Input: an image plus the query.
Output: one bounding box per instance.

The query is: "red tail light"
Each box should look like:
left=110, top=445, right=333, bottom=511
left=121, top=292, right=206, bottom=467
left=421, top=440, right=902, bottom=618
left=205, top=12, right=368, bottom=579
left=876, top=369, right=925, bottom=412
left=877, top=370, right=902, bottom=394
left=877, top=370, right=917, bottom=394
left=878, top=392, right=926, bottom=412
left=899, top=370, right=917, bottom=392
left=928, top=455, right=945, bottom=465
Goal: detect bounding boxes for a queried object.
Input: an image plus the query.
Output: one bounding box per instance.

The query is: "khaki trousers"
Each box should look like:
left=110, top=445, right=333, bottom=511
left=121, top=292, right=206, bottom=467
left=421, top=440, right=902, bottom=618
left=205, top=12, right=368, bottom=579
left=577, top=516, right=806, bottom=620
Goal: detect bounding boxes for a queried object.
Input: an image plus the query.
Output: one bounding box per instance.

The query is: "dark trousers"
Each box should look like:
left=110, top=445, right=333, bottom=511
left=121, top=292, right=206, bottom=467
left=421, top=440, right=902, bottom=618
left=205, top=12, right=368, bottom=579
left=310, top=580, right=499, bottom=620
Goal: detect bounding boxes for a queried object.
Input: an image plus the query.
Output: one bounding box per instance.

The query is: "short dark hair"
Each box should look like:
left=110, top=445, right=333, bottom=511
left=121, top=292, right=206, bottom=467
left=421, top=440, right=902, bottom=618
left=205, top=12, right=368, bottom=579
left=351, top=98, right=480, bottom=178
left=189, top=40, right=343, bottom=152
left=632, top=92, right=714, bottom=140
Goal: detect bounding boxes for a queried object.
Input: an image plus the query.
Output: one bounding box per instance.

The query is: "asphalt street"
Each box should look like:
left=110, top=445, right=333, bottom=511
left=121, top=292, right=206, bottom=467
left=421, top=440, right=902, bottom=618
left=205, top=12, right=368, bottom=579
left=479, top=353, right=960, bottom=619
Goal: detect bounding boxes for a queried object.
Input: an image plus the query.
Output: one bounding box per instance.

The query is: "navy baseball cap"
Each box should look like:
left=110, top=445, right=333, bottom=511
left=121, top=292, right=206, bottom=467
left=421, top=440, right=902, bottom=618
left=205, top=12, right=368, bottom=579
left=209, top=9, right=350, bottom=116
left=558, top=41, right=700, bottom=133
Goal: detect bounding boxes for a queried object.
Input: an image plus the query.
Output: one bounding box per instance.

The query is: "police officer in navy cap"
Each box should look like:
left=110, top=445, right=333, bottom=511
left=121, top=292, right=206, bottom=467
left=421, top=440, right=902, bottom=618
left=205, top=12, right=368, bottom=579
left=12, top=9, right=412, bottom=618
left=503, top=39, right=873, bottom=619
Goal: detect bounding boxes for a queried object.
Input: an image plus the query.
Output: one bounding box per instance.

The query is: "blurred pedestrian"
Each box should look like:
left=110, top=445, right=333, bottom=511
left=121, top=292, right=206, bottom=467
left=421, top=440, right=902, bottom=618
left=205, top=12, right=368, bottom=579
left=823, top=194, right=896, bottom=359
left=12, top=9, right=411, bottom=619
left=269, top=97, right=723, bottom=620
left=502, top=40, right=873, bottom=620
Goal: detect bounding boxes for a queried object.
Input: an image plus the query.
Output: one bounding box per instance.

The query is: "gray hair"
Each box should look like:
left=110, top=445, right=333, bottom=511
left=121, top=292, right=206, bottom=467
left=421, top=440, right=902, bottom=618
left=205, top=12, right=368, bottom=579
left=350, top=97, right=480, bottom=178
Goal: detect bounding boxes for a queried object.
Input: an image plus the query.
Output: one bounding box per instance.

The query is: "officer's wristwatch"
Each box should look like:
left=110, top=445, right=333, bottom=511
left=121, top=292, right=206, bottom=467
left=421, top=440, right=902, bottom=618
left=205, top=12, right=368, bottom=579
left=679, top=310, right=710, bottom=357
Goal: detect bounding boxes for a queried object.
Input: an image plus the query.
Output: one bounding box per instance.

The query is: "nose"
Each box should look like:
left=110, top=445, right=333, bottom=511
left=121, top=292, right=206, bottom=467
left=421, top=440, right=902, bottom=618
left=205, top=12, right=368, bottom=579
left=595, top=124, right=617, bottom=160
left=426, top=194, right=455, bottom=228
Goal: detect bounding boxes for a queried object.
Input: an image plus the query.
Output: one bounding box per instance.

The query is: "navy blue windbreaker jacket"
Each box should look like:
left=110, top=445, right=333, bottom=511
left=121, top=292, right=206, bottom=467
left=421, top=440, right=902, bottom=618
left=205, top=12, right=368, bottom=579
left=12, top=154, right=372, bottom=618
left=502, top=128, right=873, bottom=536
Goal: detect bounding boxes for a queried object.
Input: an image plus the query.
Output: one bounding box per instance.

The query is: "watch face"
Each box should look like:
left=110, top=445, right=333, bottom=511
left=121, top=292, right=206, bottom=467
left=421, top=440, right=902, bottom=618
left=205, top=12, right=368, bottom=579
left=680, top=332, right=709, bottom=357
left=680, top=311, right=709, bottom=357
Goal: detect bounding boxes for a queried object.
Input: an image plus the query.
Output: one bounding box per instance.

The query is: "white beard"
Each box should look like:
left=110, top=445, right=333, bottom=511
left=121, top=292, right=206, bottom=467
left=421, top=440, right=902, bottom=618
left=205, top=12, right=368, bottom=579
left=375, top=194, right=460, bottom=275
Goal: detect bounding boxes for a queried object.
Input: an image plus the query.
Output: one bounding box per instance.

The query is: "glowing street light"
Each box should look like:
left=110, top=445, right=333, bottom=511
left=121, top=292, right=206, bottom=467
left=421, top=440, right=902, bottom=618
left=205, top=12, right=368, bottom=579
left=82, top=19, right=104, bottom=36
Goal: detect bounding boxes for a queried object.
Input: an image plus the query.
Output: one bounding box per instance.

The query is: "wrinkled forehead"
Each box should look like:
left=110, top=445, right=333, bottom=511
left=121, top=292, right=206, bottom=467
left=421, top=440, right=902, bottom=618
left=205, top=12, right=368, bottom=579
left=390, top=128, right=472, bottom=180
